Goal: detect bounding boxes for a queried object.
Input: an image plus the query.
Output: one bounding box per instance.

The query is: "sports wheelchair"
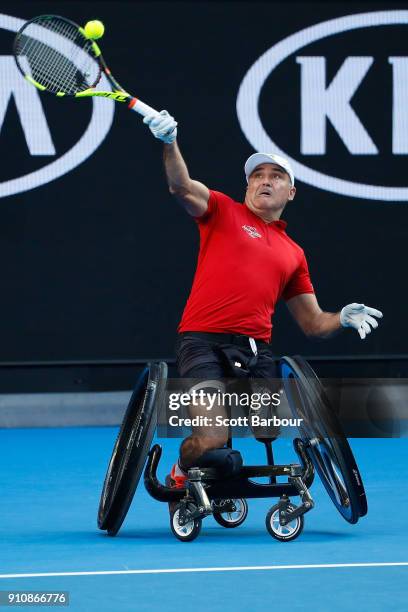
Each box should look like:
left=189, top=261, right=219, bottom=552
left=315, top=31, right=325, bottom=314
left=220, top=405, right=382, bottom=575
left=98, top=356, right=367, bottom=542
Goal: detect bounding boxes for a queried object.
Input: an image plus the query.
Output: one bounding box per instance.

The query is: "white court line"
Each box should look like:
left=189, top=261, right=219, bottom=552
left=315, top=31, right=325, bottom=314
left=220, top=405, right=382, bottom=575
left=1, top=562, right=408, bottom=579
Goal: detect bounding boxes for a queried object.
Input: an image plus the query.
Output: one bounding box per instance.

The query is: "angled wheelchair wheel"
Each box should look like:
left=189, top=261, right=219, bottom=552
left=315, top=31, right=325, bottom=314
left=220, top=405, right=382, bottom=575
left=280, top=356, right=367, bottom=524
left=98, top=361, right=167, bottom=535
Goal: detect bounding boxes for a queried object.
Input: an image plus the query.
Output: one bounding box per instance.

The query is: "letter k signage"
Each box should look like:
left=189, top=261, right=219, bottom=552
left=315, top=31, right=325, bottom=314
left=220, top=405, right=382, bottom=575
left=296, top=56, right=377, bottom=155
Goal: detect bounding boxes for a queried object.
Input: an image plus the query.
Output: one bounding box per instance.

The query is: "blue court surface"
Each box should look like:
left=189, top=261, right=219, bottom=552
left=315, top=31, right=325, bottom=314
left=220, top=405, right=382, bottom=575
left=0, top=428, right=407, bottom=611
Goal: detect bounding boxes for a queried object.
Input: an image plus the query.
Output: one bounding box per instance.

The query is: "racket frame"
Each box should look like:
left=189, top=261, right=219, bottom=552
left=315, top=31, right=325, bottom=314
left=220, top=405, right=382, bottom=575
left=13, top=14, right=158, bottom=117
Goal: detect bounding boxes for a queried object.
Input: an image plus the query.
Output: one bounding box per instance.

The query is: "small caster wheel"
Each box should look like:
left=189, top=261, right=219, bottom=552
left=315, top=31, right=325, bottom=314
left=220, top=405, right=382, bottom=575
left=266, top=503, right=304, bottom=542
left=170, top=503, right=202, bottom=542
left=212, top=498, right=248, bottom=528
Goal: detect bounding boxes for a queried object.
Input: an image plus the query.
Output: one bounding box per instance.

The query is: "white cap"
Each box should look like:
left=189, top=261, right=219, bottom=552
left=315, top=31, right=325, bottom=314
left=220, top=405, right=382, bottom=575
left=244, top=153, right=294, bottom=185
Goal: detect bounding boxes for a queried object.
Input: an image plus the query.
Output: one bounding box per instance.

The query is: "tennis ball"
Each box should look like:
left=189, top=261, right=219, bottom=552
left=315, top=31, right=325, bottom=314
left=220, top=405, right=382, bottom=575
left=84, top=20, right=105, bottom=40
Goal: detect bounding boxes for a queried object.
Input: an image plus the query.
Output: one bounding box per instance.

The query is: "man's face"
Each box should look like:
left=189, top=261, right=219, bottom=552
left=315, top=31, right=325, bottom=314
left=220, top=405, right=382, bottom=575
left=245, top=163, right=296, bottom=220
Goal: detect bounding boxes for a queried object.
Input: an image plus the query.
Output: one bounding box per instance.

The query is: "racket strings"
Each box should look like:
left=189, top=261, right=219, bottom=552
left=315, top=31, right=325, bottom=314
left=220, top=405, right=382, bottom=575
left=15, top=16, right=101, bottom=95
left=30, top=21, right=76, bottom=84
left=23, top=37, right=73, bottom=89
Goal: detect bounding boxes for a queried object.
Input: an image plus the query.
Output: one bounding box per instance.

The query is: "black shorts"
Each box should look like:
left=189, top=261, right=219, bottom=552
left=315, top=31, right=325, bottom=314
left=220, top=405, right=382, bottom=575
left=175, top=332, right=281, bottom=440
left=175, top=332, right=279, bottom=380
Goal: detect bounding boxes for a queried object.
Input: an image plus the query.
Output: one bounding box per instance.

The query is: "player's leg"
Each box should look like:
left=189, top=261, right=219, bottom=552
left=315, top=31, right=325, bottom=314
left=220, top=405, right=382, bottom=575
left=178, top=371, right=230, bottom=470
left=167, top=336, right=230, bottom=489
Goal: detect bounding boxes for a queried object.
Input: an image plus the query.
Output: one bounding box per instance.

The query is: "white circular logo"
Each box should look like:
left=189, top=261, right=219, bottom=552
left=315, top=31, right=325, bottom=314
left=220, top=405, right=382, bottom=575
left=237, top=10, right=408, bottom=201
left=0, top=13, right=115, bottom=198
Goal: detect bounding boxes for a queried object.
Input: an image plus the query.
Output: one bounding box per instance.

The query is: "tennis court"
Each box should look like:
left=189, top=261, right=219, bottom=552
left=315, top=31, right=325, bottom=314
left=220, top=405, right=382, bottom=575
left=1, top=427, right=406, bottom=611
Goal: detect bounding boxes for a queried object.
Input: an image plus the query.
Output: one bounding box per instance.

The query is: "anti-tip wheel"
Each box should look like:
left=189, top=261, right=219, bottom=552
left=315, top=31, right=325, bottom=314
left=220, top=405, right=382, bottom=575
left=266, top=503, right=304, bottom=542
left=212, top=498, right=248, bottom=528
left=170, top=503, right=202, bottom=542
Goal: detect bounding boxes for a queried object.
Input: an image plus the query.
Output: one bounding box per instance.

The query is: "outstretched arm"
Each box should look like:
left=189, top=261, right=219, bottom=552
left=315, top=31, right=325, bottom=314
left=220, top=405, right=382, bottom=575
left=144, top=110, right=209, bottom=217
left=286, top=294, right=383, bottom=340
left=163, top=142, right=209, bottom=217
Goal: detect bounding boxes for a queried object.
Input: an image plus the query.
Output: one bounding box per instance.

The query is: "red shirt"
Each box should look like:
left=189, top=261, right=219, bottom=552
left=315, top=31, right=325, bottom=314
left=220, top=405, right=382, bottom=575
left=178, top=190, right=314, bottom=342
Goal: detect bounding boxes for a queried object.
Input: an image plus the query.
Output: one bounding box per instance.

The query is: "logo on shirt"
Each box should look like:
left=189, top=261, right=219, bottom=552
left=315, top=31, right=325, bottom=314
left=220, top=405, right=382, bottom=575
left=242, top=225, right=262, bottom=239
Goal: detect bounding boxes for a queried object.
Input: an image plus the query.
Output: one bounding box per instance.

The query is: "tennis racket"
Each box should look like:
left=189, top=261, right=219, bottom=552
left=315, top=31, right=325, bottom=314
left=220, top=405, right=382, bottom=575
left=13, top=14, right=160, bottom=119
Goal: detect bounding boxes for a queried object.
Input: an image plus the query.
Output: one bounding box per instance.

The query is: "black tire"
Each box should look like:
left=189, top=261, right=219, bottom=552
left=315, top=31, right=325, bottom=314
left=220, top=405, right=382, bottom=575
left=212, top=498, right=248, bottom=528
left=280, top=356, right=367, bottom=523
left=98, top=362, right=167, bottom=535
left=266, top=503, right=304, bottom=541
left=170, top=503, right=202, bottom=542
left=292, top=356, right=366, bottom=518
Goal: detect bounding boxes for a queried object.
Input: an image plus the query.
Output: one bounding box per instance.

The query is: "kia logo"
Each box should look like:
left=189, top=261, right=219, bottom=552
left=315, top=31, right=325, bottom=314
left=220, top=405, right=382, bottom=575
left=237, top=10, right=408, bottom=201
left=0, top=13, right=114, bottom=199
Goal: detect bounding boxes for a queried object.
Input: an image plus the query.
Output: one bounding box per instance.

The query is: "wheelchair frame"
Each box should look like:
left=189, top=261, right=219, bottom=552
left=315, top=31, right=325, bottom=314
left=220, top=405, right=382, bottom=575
left=98, top=357, right=367, bottom=542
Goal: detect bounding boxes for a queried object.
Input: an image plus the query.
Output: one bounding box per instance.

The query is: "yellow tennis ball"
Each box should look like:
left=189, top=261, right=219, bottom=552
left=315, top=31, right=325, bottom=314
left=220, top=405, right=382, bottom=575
left=84, top=20, right=105, bottom=40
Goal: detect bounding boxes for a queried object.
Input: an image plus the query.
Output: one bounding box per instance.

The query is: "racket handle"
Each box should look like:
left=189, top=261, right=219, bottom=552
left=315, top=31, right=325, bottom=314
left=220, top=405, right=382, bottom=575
left=128, top=98, right=160, bottom=118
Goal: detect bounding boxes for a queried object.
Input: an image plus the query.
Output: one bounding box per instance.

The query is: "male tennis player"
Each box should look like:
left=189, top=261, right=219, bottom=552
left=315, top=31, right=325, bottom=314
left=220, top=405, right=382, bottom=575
left=144, top=110, right=383, bottom=487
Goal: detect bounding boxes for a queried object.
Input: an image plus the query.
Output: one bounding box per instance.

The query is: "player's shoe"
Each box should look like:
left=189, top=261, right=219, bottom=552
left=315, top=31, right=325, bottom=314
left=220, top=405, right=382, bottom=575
left=165, top=462, right=188, bottom=514
left=165, top=462, right=188, bottom=489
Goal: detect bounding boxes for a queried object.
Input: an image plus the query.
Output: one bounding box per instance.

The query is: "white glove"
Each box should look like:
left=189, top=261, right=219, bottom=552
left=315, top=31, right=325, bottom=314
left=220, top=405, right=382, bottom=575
left=340, top=303, right=383, bottom=340
left=143, top=109, right=177, bottom=144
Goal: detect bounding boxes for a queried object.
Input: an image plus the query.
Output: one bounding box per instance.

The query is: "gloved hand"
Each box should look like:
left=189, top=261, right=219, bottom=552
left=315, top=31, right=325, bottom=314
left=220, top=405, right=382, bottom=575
left=143, top=109, right=177, bottom=144
left=340, top=303, right=383, bottom=340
